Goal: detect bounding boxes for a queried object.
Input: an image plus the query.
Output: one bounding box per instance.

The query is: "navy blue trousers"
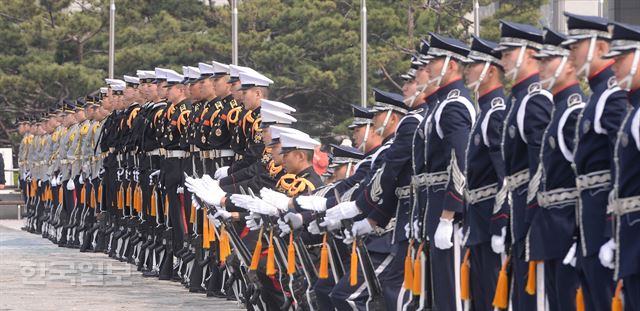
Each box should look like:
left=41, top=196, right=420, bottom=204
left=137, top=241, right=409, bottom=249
left=576, top=248, right=614, bottom=311
left=544, top=258, right=579, bottom=311
left=469, top=243, right=501, bottom=311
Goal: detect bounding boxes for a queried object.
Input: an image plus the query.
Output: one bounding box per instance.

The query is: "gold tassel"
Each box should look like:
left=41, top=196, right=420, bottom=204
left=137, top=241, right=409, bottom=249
left=412, top=242, right=424, bottom=295
left=190, top=203, right=196, bottom=224
left=97, top=184, right=103, bottom=205
left=350, top=240, right=358, bottom=287
left=266, top=229, right=276, bottom=276
left=461, top=248, right=471, bottom=300
left=492, top=255, right=510, bottom=309
left=90, top=187, right=96, bottom=209
left=404, top=240, right=414, bottom=290
left=58, top=186, right=63, bottom=203
left=135, top=185, right=142, bottom=213
left=126, top=186, right=132, bottom=208
left=202, top=210, right=210, bottom=250
left=117, top=186, right=123, bottom=210
left=318, top=233, right=329, bottom=279
left=612, top=279, right=623, bottom=311
left=220, top=225, right=230, bottom=263
left=164, top=194, right=169, bottom=217
left=250, top=225, right=264, bottom=271
left=150, top=190, right=157, bottom=217
left=80, top=183, right=86, bottom=205
left=526, top=261, right=537, bottom=295
left=576, top=286, right=585, bottom=311
left=287, top=232, right=296, bottom=275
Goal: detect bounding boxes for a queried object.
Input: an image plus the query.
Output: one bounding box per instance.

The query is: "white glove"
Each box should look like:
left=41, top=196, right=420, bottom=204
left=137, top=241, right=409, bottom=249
left=149, top=169, right=159, bottom=185
left=308, top=220, right=322, bottom=235
left=51, top=177, right=58, bottom=187
left=213, top=209, right=232, bottom=220
left=229, top=195, right=279, bottom=216
left=38, top=180, right=42, bottom=187
left=176, top=186, right=184, bottom=194
left=350, top=219, right=374, bottom=239
left=195, top=183, right=225, bottom=207
left=491, top=227, right=506, bottom=254
left=192, top=196, right=201, bottom=210
left=214, top=166, right=230, bottom=180
left=434, top=218, right=454, bottom=250
left=277, top=218, right=292, bottom=237
left=205, top=215, right=222, bottom=228
left=78, top=175, right=84, bottom=185
left=260, top=188, right=290, bottom=212
left=404, top=220, right=421, bottom=240
left=325, top=201, right=360, bottom=223
left=283, top=212, right=303, bottom=230
left=318, top=217, right=343, bottom=232
left=245, top=213, right=262, bottom=231
left=202, top=174, right=216, bottom=188
left=66, top=179, right=75, bottom=191
left=184, top=176, right=204, bottom=192
left=562, top=242, right=577, bottom=267
left=296, top=195, right=328, bottom=212
left=598, top=238, right=616, bottom=269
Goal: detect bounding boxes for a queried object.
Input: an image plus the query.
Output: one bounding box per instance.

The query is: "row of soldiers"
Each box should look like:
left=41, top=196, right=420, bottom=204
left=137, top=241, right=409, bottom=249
left=17, top=12, right=640, bottom=311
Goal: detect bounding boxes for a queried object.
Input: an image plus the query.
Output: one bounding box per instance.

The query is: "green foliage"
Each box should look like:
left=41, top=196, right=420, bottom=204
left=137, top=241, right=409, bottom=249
left=1, top=0, right=546, bottom=148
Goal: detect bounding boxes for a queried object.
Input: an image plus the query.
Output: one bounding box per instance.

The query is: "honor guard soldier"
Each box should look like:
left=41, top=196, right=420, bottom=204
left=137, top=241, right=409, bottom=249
left=418, top=33, right=475, bottom=311
left=563, top=13, right=630, bottom=310
left=493, top=20, right=552, bottom=310
left=528, top=27, right=584, bottom=310
left=601, top=21, right=640, bottom=311
left=460, top=35, right=507, bottom=311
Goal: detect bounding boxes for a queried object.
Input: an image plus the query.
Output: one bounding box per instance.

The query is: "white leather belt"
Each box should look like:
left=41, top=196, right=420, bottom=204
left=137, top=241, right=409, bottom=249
left=395, top=185, right=411, bottom=199
left=200, top=149, right=235, bottom=159
left=537, top=187, right=579, bottom=208
left=164, top=150, right=189, bottom=158
left=576, top=170, right=611, bottom=191
left=146, top=149, right=161, bottom=156
left=191, top=146, right=200, bottom=152
left=608, top=195, right=640, bottom=215
left=412, top=171, right=448, bottom=188
left=505, top=169, right=530, bottom=191
left=465, top=183, right=499, bottom=205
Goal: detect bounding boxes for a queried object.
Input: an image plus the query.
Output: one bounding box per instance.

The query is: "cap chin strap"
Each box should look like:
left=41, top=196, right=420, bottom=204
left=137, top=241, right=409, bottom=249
left=577, top=36, right=597, bottom=79
left=345, top=162, right=353, bottom=179
left=358, top=123, right=370, bottom=152
left=541, top=56, right=568, bottom=90
left=618, top=49, right=640, bottom=91
left=506, top=46, right=527, bottom=81
left=428, top=55, right=451, bottom=87
left=467, top=61, right=491, bottom=94
left=404, top=82, right=430, bottom=107
left=374, top=110, right=393, bottom=136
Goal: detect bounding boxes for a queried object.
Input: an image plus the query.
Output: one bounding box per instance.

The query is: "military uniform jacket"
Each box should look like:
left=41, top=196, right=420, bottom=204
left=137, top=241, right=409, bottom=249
left=612, top=89, right=640, bottom=279
left=527, top=83, right=585, bottom=261
left=421, top=79, right=476, bottom=239
left=573, top=64, right=629, bottom=257
left=161, top=99, right=192, bottom=151
left=229, top=107, right=263, bottom=173
left=195, top=94, right=239, bottom=151
left=463, top=87, right=507, bottom=246
left=495, top=74, right=552, bottom=244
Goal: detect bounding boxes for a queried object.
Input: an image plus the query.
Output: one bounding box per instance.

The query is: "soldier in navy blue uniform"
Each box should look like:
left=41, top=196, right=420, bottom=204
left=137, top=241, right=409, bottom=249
left=602, top=21, right=640, bottom=311
left=492, top=20, right=552, bottom=310
left=527, top=28, right=585, bottom=310
left=416, top=33, right=475, bottom=311
left=460, top=35, right=507, bottom=311
left=563, top=13, right=630, bottom=310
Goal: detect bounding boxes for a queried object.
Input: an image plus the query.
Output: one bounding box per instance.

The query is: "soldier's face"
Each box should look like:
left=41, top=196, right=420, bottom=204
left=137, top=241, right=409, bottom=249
left=426, top=58, right=445, bottom=78
left=190, top=83, right=199, bottom=100
left=263, top=127, right=272, bottom=145
left=332, top=164, right=348, bottom=181
left=414, top=65, right=430, bottom=85
left=231, top=81, right=243, bottom=101
left=539, top=57, right=562, bottom=86
left=464, top=62, right=483, bottom=86
left=156, top=82, right=167, bottom=98
left=612, top=51, right=640, bottom=89
left=352, top=125, right=367, bottom=147
left=568, top=40, right=590, bottom=74
left=243, top=88, right=260, bottom=110
left=214, top=76, right=231, bottom=97
left=102, top=97, right=112, bottom=110
left=500, top=48, right=519, bottom=77
left=271, top=143, right=283, bottom=165
left=402, top=80, right=417, bottom=99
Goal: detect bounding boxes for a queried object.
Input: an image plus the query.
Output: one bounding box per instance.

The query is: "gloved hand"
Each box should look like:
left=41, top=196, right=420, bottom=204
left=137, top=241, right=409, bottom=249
left=260, top=188, right=290, bottom=212
left=202, top=174, right=216, bottom=188
left=214, top=166, right=230, bottom=180
left=325, top=201, right=360, bottom=223
left=318, top=217, right=343, bottom=232
left=598, top=238, right=616, bottom=269
left=434, top=218, right=454, bottom=250
left=206, top=213, right=222, bottom=227
left=491, top=227, right=507, bottom=254
left=189, top=178, right=226, bottom=207
left=213, top=209, right=232, bottom=221
left=184, top=176, right=203, bottom=192
left=66, top=179, right=75, bottom=191
left=192, top=196, right=201, bottom=210
left=117, top=168, right=124, bottom=181
left=308, top=220, right=322, bottom=235
left=245, top=213, right=262, bottom=231
left=296, top=195, right=328, bottom=212
left=50, top=177, right=58, bottom=187
left=563, top=242, right=577, bottom=267
left=229, top=195, right=279, bottom=216
left=404, top=220, right=421, bottom=240
left=148, top=169, right=160, bottom=185
left=176, top=186, right=184, bottom=194
left=280, top=213, right=304, bottom=236
left=349, top=218, right=374, bottom=240
left=37, top=180, right=42, bottom=187
left=78, top=175, right=84, bottom=185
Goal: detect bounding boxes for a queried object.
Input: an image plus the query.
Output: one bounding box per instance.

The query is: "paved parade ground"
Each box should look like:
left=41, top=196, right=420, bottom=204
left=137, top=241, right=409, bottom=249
left=0, top=220, right=243, bottom=311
